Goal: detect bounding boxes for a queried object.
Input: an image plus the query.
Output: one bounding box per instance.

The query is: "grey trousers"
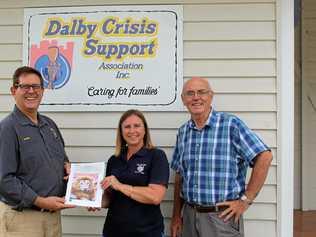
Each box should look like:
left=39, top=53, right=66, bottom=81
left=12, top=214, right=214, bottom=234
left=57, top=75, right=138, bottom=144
left=182, top=203, right=244, bottom=237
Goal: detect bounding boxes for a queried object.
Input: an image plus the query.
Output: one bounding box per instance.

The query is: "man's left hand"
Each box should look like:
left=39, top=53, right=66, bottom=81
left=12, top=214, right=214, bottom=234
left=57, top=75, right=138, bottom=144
left=216, top=200, right=250, bottom=223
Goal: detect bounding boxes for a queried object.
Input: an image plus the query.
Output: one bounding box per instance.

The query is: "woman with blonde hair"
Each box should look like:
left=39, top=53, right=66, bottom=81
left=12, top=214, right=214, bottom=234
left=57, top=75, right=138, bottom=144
left=101, top=109, right=169, bottom=237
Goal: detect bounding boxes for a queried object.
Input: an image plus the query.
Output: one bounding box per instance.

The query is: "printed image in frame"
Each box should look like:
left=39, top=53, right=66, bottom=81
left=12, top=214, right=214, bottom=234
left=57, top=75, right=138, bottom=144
left=70, top=173, right=98, bottom=202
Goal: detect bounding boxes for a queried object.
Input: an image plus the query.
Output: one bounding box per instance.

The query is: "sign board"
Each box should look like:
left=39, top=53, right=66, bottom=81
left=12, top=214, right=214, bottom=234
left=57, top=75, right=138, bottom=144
left=23, top=6, right=183, bottom=111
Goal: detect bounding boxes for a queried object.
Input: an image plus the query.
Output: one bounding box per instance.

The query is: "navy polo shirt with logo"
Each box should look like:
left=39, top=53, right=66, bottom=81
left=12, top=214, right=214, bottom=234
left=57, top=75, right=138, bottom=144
left=103, top=147, right=169, bottom=237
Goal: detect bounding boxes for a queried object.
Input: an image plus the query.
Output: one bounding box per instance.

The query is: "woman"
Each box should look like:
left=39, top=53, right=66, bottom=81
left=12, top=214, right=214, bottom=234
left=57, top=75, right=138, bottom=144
left=101, top=109, right=169, bottom=237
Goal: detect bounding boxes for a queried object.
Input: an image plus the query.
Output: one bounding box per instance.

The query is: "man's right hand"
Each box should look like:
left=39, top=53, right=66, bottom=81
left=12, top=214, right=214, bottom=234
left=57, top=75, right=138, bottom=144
left=170, top=215, right=182, bottom=237
left=34, top=196, right=75, bottom=211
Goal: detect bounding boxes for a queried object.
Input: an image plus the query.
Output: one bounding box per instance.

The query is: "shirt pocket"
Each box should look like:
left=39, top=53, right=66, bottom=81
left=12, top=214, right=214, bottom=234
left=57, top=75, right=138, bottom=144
left=49, top=140, right=65, bottom=161
left=44, top=127, right=66, bottom=161
left=19, top=136, right=44, bottom=171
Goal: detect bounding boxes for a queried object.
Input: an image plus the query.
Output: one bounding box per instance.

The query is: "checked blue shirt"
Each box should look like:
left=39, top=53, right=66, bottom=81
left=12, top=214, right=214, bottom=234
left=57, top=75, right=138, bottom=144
left=170, top=109, right=270, bottom=205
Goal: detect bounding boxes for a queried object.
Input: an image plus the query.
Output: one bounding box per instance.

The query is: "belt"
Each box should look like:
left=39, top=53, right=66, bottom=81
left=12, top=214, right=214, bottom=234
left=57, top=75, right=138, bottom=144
left=0, top=201, right=51, bottom=212
left=186, top=202, right=228, bottom=213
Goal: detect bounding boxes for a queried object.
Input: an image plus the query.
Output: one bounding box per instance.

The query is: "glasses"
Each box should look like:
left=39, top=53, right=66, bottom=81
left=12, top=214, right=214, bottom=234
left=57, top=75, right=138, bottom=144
left=183, top=89, right=211, bottom=98
left=15, top=84, right=43, bottom=91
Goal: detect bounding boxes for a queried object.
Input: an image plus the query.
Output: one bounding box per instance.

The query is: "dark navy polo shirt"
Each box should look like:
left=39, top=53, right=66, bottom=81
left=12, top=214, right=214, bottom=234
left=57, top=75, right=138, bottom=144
left=0, top=106, right=68, bottom=210
left=103, top=147, right=169, bottom=237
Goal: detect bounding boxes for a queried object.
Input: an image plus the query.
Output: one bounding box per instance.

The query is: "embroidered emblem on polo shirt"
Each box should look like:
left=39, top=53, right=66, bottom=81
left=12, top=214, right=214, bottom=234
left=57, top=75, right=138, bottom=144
left=135, top=164, right=146, bottom=174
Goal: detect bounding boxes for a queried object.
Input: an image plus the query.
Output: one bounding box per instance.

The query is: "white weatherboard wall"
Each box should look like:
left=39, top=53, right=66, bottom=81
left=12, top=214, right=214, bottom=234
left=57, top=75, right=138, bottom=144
left=0, top=1, right=277, bottom=237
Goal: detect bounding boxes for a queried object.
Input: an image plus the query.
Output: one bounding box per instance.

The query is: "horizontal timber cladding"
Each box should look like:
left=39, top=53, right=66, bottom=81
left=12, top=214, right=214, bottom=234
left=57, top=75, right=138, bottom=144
left=0, top=1, right=277, bottom=236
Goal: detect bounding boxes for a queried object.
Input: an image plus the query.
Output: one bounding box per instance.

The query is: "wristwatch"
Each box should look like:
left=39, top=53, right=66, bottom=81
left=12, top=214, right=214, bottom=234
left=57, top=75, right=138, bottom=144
left=240, top=194, right=253, bottom=205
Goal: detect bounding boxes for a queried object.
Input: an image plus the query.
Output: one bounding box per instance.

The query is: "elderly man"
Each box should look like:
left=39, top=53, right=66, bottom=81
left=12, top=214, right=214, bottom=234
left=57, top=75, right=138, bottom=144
left=170, top=77, right=272, bottom=237
left=0, top=66, right=74, bottom=237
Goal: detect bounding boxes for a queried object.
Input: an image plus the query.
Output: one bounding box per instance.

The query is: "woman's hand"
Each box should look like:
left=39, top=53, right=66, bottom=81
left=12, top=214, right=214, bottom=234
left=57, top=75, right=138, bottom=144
left=101, top=176, right=166, bottom=205
left=63, top=162, right=71, bottom=180
left=101, top=175, right=121, bottom=191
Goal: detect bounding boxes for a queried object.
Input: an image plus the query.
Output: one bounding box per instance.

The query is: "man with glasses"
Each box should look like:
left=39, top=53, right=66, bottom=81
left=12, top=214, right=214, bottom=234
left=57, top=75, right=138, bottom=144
left=0, top=66, right=74, bottom=237
left=170, top=77, right=273, bottom=237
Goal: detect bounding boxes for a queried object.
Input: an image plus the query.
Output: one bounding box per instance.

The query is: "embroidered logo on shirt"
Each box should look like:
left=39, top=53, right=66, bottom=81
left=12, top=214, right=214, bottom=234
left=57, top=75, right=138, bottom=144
left=22, top=136, right=31, bottom=141
left=134, top=164, right=146, bottom=174
left=50, top=127, right=58, bottom=139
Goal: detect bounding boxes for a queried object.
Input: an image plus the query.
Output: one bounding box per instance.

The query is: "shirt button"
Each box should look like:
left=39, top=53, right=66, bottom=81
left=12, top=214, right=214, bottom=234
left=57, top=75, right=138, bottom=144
left=196, top=144, right=200, bottom=147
